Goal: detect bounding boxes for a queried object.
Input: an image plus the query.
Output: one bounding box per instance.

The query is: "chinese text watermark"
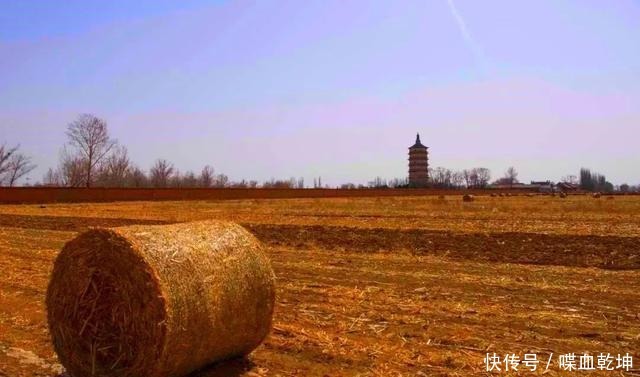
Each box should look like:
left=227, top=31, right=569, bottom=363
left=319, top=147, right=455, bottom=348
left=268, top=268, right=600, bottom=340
left=484, top=353, right=633, bottom=373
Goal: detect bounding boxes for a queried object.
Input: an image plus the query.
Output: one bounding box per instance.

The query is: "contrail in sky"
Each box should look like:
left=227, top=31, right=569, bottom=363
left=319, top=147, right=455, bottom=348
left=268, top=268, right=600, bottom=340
left=445, top=0, right=487, bottom=72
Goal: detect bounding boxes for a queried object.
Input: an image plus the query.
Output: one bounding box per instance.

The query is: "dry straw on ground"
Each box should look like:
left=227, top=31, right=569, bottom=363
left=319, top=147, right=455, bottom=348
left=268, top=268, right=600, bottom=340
left=46, top=220, right=276, bottom=377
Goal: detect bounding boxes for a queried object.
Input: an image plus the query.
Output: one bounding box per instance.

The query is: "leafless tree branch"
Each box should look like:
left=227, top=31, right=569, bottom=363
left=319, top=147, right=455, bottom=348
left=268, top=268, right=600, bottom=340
left=66, top=114, right=117, bottom=187
left=149, top=159, right=174, bottom=188
left=0, top=144, right=19, bottom=176
left=3, top=153, right=36, bottom=186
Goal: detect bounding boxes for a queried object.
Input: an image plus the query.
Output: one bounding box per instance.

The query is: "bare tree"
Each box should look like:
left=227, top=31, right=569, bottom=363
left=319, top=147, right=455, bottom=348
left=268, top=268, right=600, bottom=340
left=149, top=159, right=174, bottom=188
left=388, top=178, right=408, bottom=188
left=462, top=169, right=473, bottom=188
left=462, top=168, right=491, bottom=188
left=368, top=177, right=387, bottom=188
left=126, top=166, right=148, bottom=188
left=504, top=166, right=519, bottom=188
left=66, top=114, right=117, bottom=187
left=96, top=146, right=130, bottom=187
left=213, top=174, right=229, bottom=188
left=451, top=171, right=465, bottom=188
left=462, top=168, right=478, bottom=188
left=3, top=153, right=36, bottom=187
left=181, top=171, right=198, bottom=187
left=263, top=178, right=296, bottom=188
left=431, top=167, right=453, bottom=188
left=170, top=170, right=183, bottom=188
left=199, top=165, right=215, bottom=187
left=0, top=144, right=19, bottom=177
left=230, top=179, right=248, bottom=188
left=43, top=168, right=63, bottom=186
left=60, top=152, right=88, bottom=187
left=474, top=168, right=491, bottom=188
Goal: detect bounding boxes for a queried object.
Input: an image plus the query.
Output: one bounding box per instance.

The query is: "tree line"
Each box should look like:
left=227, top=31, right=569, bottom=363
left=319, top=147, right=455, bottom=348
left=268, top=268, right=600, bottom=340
left=12, top=114, right=307, bottom=189
left=39, top=114, right=248, bottom=188
left=362, top=167, right=493, bottom=189
left=364, top=166, right=639, bottom=192
left=579, top=168, right=614, bottom=193
left=1, top=113, right=638, bottom=191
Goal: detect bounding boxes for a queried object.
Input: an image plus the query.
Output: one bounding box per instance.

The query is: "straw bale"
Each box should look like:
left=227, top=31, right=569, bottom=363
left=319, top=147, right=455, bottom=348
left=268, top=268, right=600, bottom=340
left=46, top=220, right=276, bottom=377
left=462, top=194, right=474, bottom=202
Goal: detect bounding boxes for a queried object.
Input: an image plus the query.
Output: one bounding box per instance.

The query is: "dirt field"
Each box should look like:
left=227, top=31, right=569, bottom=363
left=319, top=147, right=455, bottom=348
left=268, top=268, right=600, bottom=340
left=1, top=195, right=639, bottom=376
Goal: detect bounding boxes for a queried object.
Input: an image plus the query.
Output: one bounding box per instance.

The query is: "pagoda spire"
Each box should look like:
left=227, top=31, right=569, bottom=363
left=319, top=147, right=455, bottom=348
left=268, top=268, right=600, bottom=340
left=416, top=133, right=421, bottom=144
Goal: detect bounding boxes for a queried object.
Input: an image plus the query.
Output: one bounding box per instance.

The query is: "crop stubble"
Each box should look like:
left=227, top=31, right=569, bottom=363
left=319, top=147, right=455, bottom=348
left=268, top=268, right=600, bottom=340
left=0, top=195, right=639, bottom=376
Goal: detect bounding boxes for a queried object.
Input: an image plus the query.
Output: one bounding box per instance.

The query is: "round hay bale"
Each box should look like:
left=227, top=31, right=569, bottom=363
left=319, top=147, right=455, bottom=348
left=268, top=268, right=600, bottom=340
left=462, top=194, right=474, bottom=202
left=490, top=193, right=497, bottom=197
left=559, top=192, right=567, bottom=198
left=46, top=220, right=276, bottom=377
left=593, top=192, right=601, bottom=198
left=438, top=195, right=445, bottom=200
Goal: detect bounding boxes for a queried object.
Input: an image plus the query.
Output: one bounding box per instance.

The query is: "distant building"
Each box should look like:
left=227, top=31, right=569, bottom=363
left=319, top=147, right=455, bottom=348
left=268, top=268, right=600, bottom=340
left=408, top=133, right=429, bottom=187
left=491, top=181, right=555, bottom=192
left=556, top=182, right=579, bottom=192
left=529, top=180, right=555, bottom=193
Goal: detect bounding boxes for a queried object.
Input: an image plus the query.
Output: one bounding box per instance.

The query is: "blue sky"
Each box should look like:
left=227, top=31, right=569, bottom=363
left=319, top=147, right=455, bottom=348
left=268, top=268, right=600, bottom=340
left=1, top=0, right=639, bottom=185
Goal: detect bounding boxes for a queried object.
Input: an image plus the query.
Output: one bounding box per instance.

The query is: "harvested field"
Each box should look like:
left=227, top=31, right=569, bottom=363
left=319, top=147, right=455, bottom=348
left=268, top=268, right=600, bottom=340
left=0, top=187, right=536, bottom=205
left=1, top=195, right=639, bottom=376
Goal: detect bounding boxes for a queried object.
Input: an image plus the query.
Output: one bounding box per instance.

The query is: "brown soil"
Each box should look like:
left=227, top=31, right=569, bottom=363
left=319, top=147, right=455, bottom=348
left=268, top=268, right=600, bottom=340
left=1, top=196, right=639, bottom=376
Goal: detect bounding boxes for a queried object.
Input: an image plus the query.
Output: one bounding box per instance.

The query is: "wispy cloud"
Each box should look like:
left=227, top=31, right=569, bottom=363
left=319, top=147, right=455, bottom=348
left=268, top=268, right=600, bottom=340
left=445, top=0, right=487, bottom=72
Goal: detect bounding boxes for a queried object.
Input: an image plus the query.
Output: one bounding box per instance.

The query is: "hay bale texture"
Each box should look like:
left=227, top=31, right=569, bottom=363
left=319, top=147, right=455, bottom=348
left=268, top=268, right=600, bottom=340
left=462, top=194, right=474, bottom=202
left=46, top=220, right=276, bottom=377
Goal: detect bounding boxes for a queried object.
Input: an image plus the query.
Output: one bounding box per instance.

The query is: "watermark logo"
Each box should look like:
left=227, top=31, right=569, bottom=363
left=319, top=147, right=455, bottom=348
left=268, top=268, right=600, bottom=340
left=484, top=352, right=633, bottom=373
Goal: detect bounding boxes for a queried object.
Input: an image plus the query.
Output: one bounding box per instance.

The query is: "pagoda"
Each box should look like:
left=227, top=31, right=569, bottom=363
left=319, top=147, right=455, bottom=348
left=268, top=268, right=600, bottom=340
left=408, top=133, right=429, bottom=187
